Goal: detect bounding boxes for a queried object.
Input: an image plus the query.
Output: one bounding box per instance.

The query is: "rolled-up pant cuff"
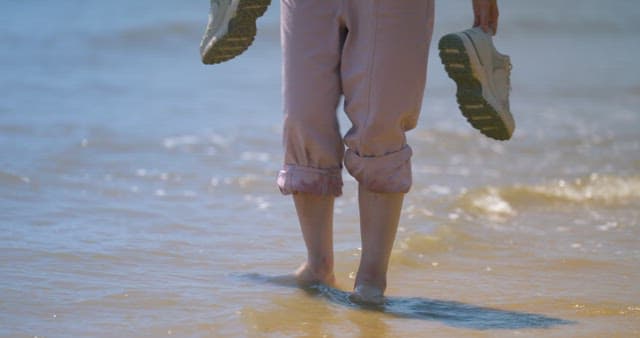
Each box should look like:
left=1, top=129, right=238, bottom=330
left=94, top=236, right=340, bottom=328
left=277, top=164, right=343, bottom=196
left=344, top=146, right=413, bottom=193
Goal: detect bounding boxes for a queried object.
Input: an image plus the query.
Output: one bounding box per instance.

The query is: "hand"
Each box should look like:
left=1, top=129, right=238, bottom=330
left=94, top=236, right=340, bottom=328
left=472, top=0, right=499, bottom=35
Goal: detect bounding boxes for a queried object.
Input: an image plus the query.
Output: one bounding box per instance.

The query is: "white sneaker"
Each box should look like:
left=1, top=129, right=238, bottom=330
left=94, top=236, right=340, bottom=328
left=439, top=27, right=514, bottom=140
left=200, top=0, right=270, bottom=64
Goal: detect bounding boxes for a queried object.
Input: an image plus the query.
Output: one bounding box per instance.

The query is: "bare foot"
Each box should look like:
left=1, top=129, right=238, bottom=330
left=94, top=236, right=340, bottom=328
left=349, top=284, right=385, bottom=305
left=294, top=262, right=336, bottom=287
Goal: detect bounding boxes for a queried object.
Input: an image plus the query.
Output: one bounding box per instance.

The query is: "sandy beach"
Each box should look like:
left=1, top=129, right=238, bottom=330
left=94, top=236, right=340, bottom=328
left=1, top=0, right=639, bottom=336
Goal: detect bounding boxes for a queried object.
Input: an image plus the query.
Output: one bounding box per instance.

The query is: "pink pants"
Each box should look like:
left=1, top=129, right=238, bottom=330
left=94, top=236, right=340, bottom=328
left=277, top=0, right=435, bottom=196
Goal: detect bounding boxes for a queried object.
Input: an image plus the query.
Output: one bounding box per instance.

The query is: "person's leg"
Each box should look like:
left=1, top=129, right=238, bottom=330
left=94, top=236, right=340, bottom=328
left=293, top=193, right=336, bottom=286
left=278, top=0, right=344, bottom=197
left=279, top=0, right=345, bottom=285
left=351, top=186, right=403, bottom=303
left=340, top=0, right=435, bottom=302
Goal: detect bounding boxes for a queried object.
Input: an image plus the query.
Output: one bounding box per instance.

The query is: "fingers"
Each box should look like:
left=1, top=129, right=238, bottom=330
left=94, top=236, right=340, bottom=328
left=472, top=0, right=499, bottom=35
left=472, top=0, right=481, bottom=27
left=478, top=3, right=490, bottom=34
left=474, top=0, right=490, bottom=34
left=490, top=1, right=499, bottom=34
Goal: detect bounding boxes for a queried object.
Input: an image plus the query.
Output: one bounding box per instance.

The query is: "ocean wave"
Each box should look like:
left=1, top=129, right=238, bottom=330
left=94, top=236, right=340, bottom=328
left=162, top=133, right=230, bottom=151
left=392, top=225, right=478, bottom=263
left=458, top=174, right=640, bottom=218
left=0, top=171, right=31, bottom=186
left=89, top=21, right=201, bottom=49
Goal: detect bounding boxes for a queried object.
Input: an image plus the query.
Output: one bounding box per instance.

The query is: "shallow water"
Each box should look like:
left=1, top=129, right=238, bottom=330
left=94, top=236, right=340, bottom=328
left=1, top=0, right=639, bottom=337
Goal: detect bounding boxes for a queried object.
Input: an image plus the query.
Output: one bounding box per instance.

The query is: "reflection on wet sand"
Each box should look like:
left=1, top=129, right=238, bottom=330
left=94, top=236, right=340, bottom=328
left=238, top=273, right=573, bottom=331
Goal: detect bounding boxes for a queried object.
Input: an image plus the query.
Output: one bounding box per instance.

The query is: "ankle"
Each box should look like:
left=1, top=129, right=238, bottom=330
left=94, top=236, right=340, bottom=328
left=354, top=273, right=386, bottom=292
left=295, top=262, right=335, bottom=286
left=351, top=272, right=387, bottom=305
left=350, top=284, right=385, bottom=305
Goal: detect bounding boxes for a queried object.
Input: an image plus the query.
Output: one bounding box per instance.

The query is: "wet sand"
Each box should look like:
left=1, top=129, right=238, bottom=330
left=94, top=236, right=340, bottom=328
left=1, top=0, right=639, bottom=336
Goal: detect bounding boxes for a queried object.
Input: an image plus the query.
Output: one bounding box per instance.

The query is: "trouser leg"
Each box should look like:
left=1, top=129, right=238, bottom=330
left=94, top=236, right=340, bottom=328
left=341, top=0, right=435, bottom=193
left=278, top=0, right=345, bottom=196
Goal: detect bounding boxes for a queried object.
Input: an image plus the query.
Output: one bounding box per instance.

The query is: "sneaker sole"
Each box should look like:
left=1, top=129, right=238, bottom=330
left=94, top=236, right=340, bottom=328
left=202, top=0, right=271, bottom=64
left=438, top=33, right=512, bottom=141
